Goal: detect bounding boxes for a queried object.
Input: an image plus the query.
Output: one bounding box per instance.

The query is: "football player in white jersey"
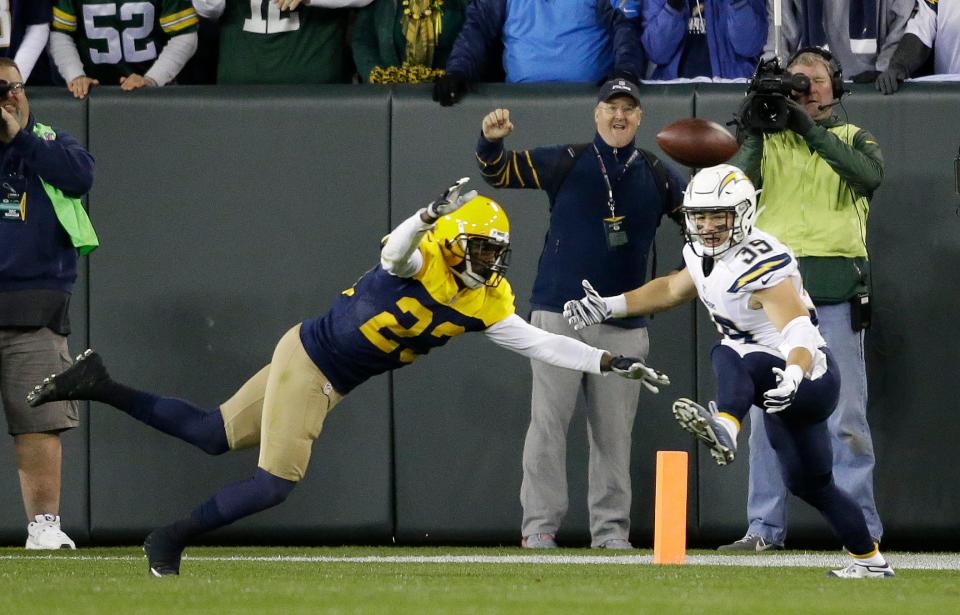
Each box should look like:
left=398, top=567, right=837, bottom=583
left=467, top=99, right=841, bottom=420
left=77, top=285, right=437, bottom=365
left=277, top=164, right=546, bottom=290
left=563, top=164, right=894, bottom=578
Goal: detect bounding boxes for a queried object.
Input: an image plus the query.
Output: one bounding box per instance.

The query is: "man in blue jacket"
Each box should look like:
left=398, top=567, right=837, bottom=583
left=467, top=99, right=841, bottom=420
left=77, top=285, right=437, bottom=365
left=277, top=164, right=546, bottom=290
left=0, top=57, right=95, bottom=549
left=475, top=77, right=685, bottom=548
left=434, top=0, right=646, bottom=105
left=640, top=0, right=766, bottom=80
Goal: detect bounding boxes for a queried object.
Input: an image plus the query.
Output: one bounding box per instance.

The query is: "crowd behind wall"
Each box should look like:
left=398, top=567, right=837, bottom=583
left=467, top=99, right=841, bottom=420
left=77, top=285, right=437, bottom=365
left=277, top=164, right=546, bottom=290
left=6, top=1, right=957, bottom=92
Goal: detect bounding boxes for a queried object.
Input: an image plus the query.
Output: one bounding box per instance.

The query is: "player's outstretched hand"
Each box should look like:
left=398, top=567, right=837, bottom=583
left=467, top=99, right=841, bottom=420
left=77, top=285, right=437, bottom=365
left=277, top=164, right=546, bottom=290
left=609, top=356, right=670, bottom=393
left=425, top=177, right=477, bottom=221
left=763, top=364, right=804, bottom=413
left=563, top=280, right=610, bottom=330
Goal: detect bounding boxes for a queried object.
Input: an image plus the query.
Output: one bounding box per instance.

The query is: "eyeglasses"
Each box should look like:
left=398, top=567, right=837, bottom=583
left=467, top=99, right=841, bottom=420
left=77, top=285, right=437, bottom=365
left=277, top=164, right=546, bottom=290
left=0, top=82, right=24, bottom=97
left=598, top=102, right=640, bottom=116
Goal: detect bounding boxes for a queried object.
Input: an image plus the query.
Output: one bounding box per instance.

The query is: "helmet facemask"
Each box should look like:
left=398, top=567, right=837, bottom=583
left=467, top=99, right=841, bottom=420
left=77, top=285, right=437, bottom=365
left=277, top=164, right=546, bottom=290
left=446, top=233, right=511, bottom=288
left=680, top=164, right=758, bottom=258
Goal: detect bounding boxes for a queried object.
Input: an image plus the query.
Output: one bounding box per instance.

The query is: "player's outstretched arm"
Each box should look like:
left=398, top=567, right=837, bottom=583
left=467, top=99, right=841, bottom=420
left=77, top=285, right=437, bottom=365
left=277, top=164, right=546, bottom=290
left=484, top=315, right=669, bottom=392
left=381, top=178, right=478, bottom=278
left=564, top=269, right=697, bottom=331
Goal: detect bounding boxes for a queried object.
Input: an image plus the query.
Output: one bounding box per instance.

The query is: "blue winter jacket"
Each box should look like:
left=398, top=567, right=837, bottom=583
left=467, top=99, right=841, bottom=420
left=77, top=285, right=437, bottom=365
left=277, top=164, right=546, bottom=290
left=641, top=0, right=766, bottom=79
left=476, top=132, right=686, bottom=328
left=0, top=115, right=94, bottom=294
left=446, top=0, right=645, bottom=83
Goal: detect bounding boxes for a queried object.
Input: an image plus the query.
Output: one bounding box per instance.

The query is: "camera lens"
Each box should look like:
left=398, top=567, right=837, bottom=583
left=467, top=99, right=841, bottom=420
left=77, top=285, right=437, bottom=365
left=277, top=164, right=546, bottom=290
left=789, top=73, right=811, bottom=94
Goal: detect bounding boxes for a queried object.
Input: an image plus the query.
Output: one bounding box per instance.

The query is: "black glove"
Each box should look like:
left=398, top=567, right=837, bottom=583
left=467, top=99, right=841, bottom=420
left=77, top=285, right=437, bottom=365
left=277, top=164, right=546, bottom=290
left=432, top=72, right=469, bottom=107
left=784, top=97, right=815, bottom=136
left=667, top=0, right=685, bottom=11
left=735, top=93, right=761, bottom=139
left=875, top=66, right=907, bottom=95
left=850, top=70, right=881, bottom=84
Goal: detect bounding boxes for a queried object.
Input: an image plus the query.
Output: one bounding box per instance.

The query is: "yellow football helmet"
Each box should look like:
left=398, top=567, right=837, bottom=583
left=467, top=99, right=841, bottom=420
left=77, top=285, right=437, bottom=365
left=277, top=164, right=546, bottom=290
left=432, top=195, right=511, bottom=288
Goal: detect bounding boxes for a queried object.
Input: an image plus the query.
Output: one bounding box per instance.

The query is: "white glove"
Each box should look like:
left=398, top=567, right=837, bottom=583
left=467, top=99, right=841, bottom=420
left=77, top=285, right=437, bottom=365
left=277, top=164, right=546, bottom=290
left=763, top=364, right=804, bottom=413
left=609, top=356, right=671, bottom=393
left=425, top=177, right=477, bottom=221
left=563, top=280, right=611, bottom=331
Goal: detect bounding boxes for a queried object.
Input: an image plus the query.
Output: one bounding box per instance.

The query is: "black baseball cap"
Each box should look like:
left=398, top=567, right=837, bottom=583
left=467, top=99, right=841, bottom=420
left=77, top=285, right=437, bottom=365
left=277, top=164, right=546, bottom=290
left=597, top=77, right=641, bottom=105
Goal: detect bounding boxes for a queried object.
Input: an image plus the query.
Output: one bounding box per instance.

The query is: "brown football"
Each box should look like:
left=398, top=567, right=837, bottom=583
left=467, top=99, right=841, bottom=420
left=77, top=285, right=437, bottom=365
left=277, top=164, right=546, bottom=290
left=655, top=118, right=739, bottom=168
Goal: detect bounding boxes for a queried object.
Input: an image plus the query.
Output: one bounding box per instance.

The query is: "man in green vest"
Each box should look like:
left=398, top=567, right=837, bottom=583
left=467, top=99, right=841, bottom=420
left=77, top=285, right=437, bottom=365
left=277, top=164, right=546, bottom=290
left=0, top=57, right=96, bottom=549
left=720, top=47, right=884, bottom=551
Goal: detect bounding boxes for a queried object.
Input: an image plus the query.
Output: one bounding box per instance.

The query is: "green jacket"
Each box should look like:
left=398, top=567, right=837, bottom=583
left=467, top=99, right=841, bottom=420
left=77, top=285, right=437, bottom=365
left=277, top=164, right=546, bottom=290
left=351, top=0, right=469, bottom=82
left=729, top=117, right=883, bottom=302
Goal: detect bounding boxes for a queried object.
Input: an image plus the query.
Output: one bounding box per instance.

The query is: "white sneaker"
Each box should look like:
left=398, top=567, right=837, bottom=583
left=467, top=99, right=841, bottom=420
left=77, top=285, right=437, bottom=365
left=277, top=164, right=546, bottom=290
left=828, top=562, right=895, bottom=578
left=25, top=514, right=76, bottom=550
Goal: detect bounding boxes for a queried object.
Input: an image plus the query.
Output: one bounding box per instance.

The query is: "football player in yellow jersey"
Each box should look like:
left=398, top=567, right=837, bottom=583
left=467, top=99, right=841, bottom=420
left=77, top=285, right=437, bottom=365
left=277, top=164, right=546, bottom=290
left=27, top=178, right=668, bottom=577
left=564, top=165, right=894, bottom=578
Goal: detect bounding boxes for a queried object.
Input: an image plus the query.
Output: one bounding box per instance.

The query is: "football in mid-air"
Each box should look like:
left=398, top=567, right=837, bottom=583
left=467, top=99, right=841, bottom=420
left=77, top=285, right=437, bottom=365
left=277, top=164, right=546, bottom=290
left=655, top=118, right=739, bottom=168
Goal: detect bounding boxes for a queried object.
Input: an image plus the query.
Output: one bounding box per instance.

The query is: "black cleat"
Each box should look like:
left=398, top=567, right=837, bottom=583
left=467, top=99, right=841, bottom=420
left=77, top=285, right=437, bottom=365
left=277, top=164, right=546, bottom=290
left=26, top=349, right=109, bottom=407
left=143, top=528, right=184, bottom=577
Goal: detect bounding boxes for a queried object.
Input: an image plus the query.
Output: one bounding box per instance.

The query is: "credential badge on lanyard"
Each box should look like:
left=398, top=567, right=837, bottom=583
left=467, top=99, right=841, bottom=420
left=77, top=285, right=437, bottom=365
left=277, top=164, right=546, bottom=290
left=0, top=175, right=26, bottom=223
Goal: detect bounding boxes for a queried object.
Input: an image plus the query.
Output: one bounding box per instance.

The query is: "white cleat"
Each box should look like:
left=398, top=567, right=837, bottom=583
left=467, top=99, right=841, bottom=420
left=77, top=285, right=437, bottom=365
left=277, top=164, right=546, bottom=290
left=25, top=514, right=76, bottom=550
left=672, top=398, right=736, bottom=466
left=828, top=562, right=895, bottom=578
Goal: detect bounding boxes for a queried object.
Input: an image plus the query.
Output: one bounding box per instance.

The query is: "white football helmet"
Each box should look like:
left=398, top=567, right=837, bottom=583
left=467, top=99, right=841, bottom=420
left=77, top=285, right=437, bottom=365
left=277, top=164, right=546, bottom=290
left=680, top=164, right=758, bottom=257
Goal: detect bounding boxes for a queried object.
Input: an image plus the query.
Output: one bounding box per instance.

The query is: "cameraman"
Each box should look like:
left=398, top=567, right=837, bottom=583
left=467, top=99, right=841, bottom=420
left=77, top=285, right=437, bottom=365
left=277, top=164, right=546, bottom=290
left=721, top=48, right=884, bottom=552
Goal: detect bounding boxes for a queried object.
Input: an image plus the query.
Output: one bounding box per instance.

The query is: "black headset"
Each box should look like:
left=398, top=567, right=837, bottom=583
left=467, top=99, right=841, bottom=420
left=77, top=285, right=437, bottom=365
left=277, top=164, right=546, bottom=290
left=788, top=46, right=845, bottom=98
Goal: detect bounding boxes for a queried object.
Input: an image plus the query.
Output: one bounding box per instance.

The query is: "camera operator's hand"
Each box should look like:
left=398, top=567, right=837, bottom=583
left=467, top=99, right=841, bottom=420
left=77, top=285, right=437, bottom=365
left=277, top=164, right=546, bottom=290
left=735, top=93, right=762, bottom=138
left=875, top=66, right=907, bottom=95
left=784, top=97, right=815, bottom=136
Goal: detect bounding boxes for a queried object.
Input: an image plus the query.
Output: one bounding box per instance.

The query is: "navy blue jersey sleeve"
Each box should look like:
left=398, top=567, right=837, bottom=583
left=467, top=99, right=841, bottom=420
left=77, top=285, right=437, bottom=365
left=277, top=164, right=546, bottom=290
left=475, top=134, right=570, bottom=196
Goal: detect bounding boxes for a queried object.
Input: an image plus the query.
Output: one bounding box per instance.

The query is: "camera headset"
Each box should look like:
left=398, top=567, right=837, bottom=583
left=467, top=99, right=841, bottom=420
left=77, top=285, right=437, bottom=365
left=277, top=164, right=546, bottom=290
left=786, top=47, right=845, bottom=110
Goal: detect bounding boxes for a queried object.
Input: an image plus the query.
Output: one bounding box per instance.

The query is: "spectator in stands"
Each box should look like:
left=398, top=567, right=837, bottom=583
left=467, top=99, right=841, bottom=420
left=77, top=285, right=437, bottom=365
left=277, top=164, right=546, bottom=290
left=193, top=0, right=373, bottom=85
left=48, top=0, right=199, bottom=99
left=352, top=0, right=469, bottom=84
left=0, top=2, right=52, bottom=84
left=876, top=0, right=960, bottom=94
left=764, top=0, right=914, bottom=84
left=433, top=0, right=645, bottom=106
left=640, top=0, right=765, bottom=79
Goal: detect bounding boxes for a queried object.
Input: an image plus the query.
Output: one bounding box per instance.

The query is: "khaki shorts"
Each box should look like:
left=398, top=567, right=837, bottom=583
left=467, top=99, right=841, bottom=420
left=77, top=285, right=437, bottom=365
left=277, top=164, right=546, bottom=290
left=0, top=327, right=80, bottom=435
left=219, top=324, right=342, bottom=482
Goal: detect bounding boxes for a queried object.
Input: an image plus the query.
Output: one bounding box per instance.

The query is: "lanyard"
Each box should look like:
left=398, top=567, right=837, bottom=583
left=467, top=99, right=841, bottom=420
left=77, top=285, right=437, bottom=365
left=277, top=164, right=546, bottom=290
left=593, top=144, right=639, bottom=218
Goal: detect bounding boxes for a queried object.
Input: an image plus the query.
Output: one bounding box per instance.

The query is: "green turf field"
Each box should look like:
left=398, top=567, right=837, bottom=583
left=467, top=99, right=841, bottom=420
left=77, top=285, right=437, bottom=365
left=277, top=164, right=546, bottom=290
left=2, top=547, right=958, bottom=614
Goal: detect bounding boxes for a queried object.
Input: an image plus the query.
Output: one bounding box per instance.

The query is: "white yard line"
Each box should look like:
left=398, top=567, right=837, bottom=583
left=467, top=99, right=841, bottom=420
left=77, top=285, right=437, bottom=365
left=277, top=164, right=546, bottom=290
left=1, top=552, right=958, bottom=570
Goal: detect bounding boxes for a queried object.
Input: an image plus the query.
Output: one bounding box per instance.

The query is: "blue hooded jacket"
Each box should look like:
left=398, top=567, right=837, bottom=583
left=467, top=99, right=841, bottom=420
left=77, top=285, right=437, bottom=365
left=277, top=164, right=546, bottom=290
left=640, top=0, right=766, bottom=79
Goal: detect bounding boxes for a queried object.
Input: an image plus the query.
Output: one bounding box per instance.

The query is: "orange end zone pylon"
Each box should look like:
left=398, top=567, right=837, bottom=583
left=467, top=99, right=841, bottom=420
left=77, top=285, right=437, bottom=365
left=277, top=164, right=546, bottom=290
left=653, top=450, right=688, bottom=564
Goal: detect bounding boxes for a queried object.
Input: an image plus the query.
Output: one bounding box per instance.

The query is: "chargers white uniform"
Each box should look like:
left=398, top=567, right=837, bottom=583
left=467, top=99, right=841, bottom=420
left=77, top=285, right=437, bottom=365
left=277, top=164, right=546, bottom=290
left=683, top=228, right=828, bottom=379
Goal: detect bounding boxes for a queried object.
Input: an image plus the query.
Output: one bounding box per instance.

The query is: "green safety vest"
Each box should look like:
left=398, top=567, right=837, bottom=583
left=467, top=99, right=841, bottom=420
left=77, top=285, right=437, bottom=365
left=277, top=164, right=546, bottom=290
left=32, top=122, right=99, bottom=255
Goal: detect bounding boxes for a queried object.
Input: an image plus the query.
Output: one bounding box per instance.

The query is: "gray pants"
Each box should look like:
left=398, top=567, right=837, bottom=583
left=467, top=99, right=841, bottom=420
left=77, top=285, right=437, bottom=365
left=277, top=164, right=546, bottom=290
left=520, top=310, right=649, bottom=546
left=0, top=327, right=78, bottom=435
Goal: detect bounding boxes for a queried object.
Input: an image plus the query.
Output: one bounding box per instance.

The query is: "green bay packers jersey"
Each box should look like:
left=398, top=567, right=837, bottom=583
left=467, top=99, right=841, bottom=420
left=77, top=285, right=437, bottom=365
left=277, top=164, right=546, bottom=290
left=684, top=228, right=824, bottom=357
left=52, top=0, right=198, bottom=83
left=216, top=1, right=349, bottom=84
left=299, top=236, right=516, bottom=395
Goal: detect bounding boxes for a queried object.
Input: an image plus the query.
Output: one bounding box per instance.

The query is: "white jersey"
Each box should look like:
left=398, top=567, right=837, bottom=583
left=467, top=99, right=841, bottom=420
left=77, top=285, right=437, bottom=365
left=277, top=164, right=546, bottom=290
left=906, top=0, right=960, bottom=75
left=683, top=229, right=827, bottom=371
